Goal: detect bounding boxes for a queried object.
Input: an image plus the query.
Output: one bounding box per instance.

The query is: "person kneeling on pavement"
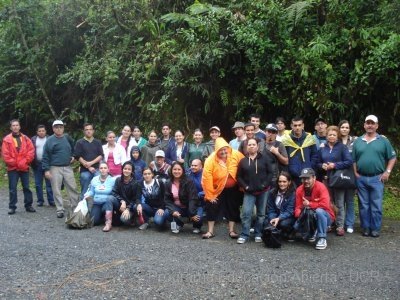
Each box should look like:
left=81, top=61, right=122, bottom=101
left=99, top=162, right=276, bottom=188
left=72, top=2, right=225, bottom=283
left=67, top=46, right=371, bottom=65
left=266, top=171, right=296, bottom=241
left=294, top=168, right=335, bottom=250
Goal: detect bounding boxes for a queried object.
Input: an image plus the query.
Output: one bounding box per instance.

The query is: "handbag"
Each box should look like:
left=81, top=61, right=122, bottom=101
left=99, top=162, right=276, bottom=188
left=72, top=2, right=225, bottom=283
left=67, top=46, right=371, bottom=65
left=262, top=224, right=282, bottom=248
left=328, top=168, right=356, bottom=189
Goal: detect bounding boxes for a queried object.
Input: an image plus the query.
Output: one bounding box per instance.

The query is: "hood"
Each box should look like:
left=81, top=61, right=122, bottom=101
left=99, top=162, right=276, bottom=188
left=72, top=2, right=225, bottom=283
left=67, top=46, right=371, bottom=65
left=130, top=146, right=141, bottom=159
left=214, top=137, right=232, bottom=154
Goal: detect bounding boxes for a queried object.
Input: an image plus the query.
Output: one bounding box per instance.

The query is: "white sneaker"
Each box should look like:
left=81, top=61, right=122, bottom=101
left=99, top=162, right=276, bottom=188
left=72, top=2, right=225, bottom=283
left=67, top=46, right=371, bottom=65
left=237, top=237, right=246, bottom=244
left=249, top=228, right=255, bottom=234
left=172, top=225, right=181, bottom=234
left=315, top=238, right=327, bottom=250
left=308, top=231, right=317, bottom=243
left=346, top=227, right=354, bottom=233
left=255, top=237, right=262, bottom=243
left=139, top=223, right=149, bottom=230
left=192, top=228, right=201, bottom=234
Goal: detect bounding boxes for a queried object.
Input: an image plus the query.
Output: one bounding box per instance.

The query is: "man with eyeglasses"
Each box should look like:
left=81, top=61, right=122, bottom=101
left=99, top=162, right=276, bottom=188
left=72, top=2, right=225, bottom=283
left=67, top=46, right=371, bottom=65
left=352, top=115, right=396, bottom=238
left=294, top=168, right=335, bottom=250
left=42, top=120, right=79, bottom=218
left=265, top=123, right=288, bottom=186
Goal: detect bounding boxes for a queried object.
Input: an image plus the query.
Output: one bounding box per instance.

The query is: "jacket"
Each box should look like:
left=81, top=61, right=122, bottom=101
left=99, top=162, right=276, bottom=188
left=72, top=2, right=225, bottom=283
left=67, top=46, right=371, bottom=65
left=165, top=142, right=189, bottom=165
left=85, top=175, right=116, bottom=204
left=237, top=152, right=274, bottom=194
left=2, top=133, right=34, bottom=172
left=112, top=176, right=142, bottom=208
left=184, top=142, right=206, bottom=169
left=294, top=180, right=335, bottom=221
left=267, top=187, right=295, bottom=221
left=202, top=138, right=244, bottom=201
left=165, top=177, right=199, bottom=216
left=141, top=142, right=161, bottom=166
left=102, top=143, right=127, bottom=165
left=130, top=146, right=147, bottom=181
left=317, top=142, right=353, bottom=172
left=139, top=179, right=166, bottom=209
left=281, top=131, right=318, bottom=178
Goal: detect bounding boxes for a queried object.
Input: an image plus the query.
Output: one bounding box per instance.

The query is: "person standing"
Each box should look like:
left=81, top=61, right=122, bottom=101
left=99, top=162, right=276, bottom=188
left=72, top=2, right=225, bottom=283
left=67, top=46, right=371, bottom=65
left=31, top=125, right=54, bottom=207
left=2, top=119, right=35, bottom=214
left=103, top=130, right=127, bottom=177
left=250, top=113, right=266, bottom=141
left=184, top=129, right=206, bottom=169
left=74, top=123, right=104, bottom=198
left=229, top=121, right=246, bottom=150
left=159, top=124, right=175, bottom=152
left=236, top=138, right=273, bottom=244
left=352, top=115, right=396, bottom=237
left=42, top=120, right=79, bottom=218
left=238, top=123, right=265, bottom=156
left=202, top=126, right=221, bottom=161
left=313, top=117, right=328, bottom=150
left=275, top=117, right=288, bottom=142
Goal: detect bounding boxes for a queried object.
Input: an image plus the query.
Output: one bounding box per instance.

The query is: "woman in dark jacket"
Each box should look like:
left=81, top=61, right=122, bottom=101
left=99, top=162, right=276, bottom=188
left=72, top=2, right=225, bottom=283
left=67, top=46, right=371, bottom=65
left=266, top=171, right=296, bottom=240
left=165, top=130, right=189, bottom=165
left=165, top=162, right=202, bottom=234
left=317, top=125, right=353, bottom=236
left=110, top=161, right=141, bottom=225
left=134, top=167, right=168, bottom=230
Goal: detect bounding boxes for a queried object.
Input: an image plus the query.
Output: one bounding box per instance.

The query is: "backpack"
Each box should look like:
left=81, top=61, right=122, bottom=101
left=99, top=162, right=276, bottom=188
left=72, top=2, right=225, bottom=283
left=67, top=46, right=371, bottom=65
left=262, top=224, right=282, bottom=248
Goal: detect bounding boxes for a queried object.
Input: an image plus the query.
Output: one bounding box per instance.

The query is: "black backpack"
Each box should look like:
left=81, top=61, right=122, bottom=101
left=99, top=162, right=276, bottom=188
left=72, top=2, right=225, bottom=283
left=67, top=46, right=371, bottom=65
left=262, top=224, right=282, bottom=248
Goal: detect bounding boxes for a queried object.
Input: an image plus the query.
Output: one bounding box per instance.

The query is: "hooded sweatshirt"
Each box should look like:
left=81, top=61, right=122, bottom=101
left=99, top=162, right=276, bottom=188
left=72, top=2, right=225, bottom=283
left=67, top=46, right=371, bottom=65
left=201, top=138, right=244, bottom=201
left=130, top=146, right=146, bottom=181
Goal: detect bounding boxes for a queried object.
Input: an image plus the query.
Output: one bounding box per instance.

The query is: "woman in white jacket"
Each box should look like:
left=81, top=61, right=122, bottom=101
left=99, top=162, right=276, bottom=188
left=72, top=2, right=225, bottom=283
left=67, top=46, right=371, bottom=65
left=103, top=131, right=127, bottom=176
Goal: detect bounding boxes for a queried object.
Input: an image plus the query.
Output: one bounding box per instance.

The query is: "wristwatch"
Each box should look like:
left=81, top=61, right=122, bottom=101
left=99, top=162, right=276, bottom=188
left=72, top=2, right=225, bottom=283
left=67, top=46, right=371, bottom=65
left=386, top=169, right=391, bottom=173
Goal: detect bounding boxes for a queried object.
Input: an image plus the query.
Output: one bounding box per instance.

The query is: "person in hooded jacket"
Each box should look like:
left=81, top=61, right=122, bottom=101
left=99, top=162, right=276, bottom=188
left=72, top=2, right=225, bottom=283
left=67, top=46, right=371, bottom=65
left=141, top=130, right=161, bottom=166
left=236, top=138, right=274, bottom=244
left=201, top=137, right=244, bottom=239
left=130, top=146, right=146, bottom=181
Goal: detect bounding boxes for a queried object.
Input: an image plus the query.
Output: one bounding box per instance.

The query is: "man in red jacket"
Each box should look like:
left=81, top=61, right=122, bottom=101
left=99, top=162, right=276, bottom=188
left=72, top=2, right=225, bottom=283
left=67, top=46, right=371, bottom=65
left=294, top=168, right=335, bottom=250
left=1, top=119, right=35, bottom=215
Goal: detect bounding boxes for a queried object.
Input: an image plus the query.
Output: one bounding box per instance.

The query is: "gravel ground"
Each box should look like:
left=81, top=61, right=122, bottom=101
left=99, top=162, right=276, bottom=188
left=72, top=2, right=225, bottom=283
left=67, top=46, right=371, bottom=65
left=0, top=189, right=399, bottom=300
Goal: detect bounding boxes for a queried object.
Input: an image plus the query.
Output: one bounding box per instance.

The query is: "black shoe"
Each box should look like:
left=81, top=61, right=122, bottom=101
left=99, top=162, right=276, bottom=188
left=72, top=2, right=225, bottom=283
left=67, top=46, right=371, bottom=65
left=49, top=202, right=56, bottom=207
left=37, top=202, right=44, bottom=207
left=370, top=230, right=380, bottom=238
left=57, top=212, right=64, bottom=218
left=362, top=228, right=370, bottom=237
left=8, top=209, right=16, bottom=215
left=26, top=206, right=36, bottom=213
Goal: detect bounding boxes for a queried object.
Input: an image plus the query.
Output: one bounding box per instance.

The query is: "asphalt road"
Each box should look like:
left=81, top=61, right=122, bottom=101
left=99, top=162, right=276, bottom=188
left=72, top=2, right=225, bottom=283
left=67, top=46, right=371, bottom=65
left=0, top=190, right=399, bottom=299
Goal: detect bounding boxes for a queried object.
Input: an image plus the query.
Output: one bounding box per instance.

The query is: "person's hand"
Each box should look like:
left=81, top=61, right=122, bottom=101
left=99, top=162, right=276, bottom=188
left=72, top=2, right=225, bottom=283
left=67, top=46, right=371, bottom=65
left=120, top=201, right=127, bottom=212
left=209, top=198, right=218, bottom=204
left=88, top=166, right=96, bottom=173
left=70, top=157, right=75, bottom=164
left=302, top=197, right=310, bottom=207
left=191, top=215, right=200, bottom=222
left=121, top=209, right=130, bottom=219
left=270, top=217, right=279, bottom=227
left=136, top=204, right=142, bottom=215
left=322, top=163, right=328, bottom=171
left=172, top=211, right=181, bottom=218
left=44, top=171, right=52, bottom=180
left=380, top=172, right=390, bottom=182
left=269, top=146, right=279, bottom=155
left=156, top=209, right=164, bottom=216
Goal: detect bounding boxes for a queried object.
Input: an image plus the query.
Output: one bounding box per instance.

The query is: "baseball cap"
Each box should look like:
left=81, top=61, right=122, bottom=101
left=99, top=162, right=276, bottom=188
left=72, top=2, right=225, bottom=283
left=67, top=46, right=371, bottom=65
left=265, top=123, right=278, bottom=132
left=52, top=120, right=64, bottom=126
left=314, top=117, right=326, bottom=125
left=232, top=121, right=244, bottom=129
left=299, top=168, right=316, bottom=178
left=155, top=150, right=165, bottom=158
left=365, top=115, right=378, bottom=123
left=209, top=126, right=220, bottom=132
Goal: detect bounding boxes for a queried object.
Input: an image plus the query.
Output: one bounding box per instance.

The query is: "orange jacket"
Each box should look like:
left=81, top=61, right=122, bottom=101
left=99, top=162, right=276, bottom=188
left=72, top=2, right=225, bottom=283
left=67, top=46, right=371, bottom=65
left=201, top=137, right=244, bottom=201
left=2, top=133, right=34, bottom=172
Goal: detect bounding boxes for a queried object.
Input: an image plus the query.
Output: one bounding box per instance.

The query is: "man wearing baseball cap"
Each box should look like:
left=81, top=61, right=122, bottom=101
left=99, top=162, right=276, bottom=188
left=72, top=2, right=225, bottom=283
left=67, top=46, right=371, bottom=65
left=294, top=168, right=335, bottom=250
left=313, top=117, right=328, bottom=150
left=149, top=150, right=171, bottom=183
left=352, top=115, right=397, bottom=237
left=202, top=126, right=221, bottom=160
left=229, top=121, right=245, bottom=150
left=42, top=120, right=79, bottom=219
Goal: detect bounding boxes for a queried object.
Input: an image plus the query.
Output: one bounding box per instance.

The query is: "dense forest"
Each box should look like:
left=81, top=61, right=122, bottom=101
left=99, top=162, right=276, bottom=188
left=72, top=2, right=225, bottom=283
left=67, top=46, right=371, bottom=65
left=0, top=0, right=399, bottom=139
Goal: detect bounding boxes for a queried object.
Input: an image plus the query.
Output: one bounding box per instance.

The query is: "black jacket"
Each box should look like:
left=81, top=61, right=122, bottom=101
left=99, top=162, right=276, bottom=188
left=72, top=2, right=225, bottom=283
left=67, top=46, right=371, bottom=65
left=139, top=179, right=166, bottom=210
left=237, top=152, right=274, bottom=194
left=112, top=177, right=141, bottom=208
left=164, top=177, right=199, bottom=216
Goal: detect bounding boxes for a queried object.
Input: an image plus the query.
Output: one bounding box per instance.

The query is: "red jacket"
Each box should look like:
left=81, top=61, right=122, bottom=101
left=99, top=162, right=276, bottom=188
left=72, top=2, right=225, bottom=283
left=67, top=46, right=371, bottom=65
left=1, top=133, right=34, bottom=172
left=294, top=180, right=335, bottom=221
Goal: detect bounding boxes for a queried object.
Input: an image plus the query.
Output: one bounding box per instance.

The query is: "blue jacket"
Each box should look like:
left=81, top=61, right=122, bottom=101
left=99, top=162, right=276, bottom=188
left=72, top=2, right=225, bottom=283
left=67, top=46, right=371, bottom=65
left=187, top=169, right=204, bottom=198
left=85, top=175, right=116, bottom=204
left=284, top=131, right=318, bottom=178
left=267, top=188, right=295, bottom=221
left=317, top=142, right=353, bottom=170
left=165, top=142, right=189, bottom=165
left=130, top=146, right=147, bottom=181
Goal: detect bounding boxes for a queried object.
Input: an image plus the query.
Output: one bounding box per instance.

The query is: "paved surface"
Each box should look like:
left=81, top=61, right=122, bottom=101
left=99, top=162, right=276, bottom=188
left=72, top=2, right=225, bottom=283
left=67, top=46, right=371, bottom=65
left=0, top=189, right=399, bottom=299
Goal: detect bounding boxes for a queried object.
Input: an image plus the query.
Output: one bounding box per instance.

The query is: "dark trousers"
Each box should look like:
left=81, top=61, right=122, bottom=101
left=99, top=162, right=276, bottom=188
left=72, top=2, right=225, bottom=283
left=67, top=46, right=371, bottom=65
left=8, top=170, right=33, bottom=210
left=33, top=162, right=54, bottom=204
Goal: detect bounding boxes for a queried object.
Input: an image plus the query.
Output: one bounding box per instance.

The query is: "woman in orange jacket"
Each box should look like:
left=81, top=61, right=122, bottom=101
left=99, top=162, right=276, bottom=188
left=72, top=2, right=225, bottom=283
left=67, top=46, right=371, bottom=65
left=201, top=137, right=244, bottom=239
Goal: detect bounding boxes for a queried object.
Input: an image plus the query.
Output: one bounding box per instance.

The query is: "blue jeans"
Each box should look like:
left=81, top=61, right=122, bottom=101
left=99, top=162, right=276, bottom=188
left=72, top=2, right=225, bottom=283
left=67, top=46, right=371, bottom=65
left=80, top=170, right=99, bottom=199
left=315, top=208, right=332, bottom=239
left=8, top=170, right=33, bottom=210
left=344, top=189, right=355, bottom=229
left=168, top=205, right=203, bottom=228
left=91, top=196, right=117, bottom=225
left=240, top=191, right=268, bottom=239
left=133, top=203, right=170, bottom=226
left=33, top=162, right=54, bottom=204
left=356, top=175, right=384, bottom=231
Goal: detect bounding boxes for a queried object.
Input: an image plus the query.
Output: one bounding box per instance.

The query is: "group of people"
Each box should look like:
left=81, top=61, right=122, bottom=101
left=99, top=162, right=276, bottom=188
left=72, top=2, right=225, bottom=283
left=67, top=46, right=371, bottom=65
left=1, top=113, right=396, bottom=250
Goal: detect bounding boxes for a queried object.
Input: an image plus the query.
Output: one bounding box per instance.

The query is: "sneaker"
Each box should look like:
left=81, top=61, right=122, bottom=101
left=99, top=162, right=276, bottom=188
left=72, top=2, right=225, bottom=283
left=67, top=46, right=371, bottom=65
left=362, top=228, right=370, bottom=237
left=49, top=202, right=56, bottom=207
left=308, top=231, right=317, bottom=243
left=346, top=227, right=354, bottom=234
left=249, top=228, right=255, bottom=234
left=8, top=209, right=16, bottom=215
left=315, top=238, right=327, bottom=250
left=370, top=230, right=380, bottom=238
left=172, top=225, right=181, bottom=234
left=57, top=211, right=64, bottom=218
left=237, top=237, right=246, bottom=244
left=255, top=237, right=262, bottom=243
left=139, top=223, right=149, bottom=230
left=37, top=202, right=44, bottom=207
left=192, top=228, right=201, bottom=234
left=336, top=227, right=345, bottom=236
